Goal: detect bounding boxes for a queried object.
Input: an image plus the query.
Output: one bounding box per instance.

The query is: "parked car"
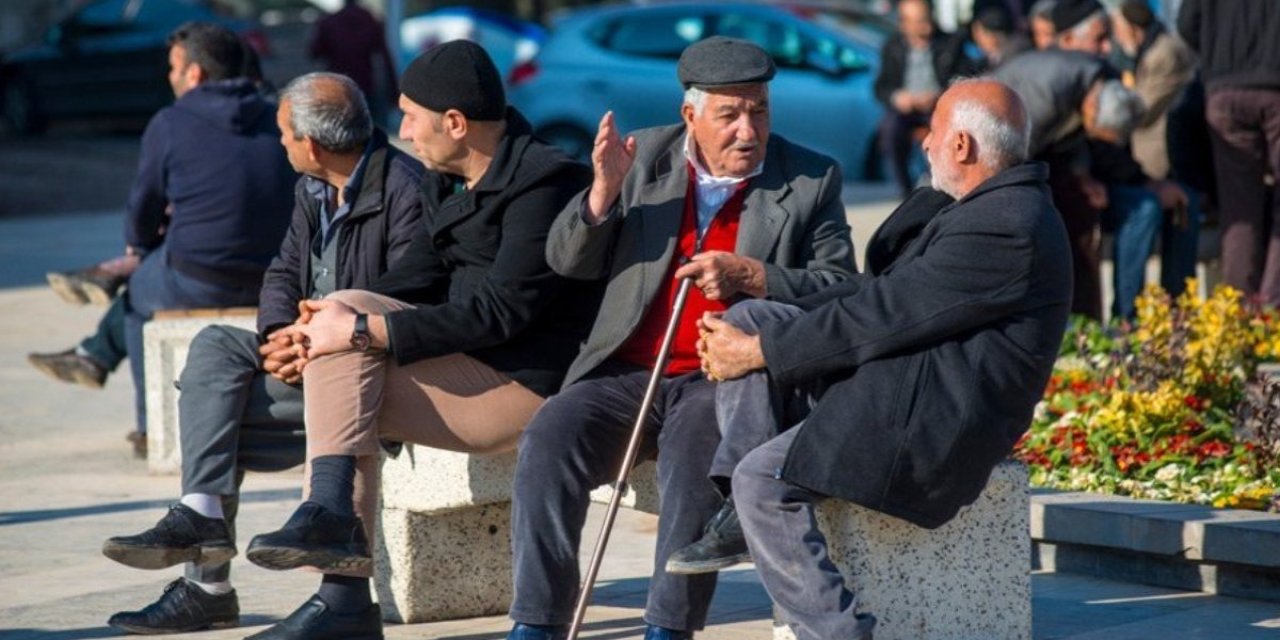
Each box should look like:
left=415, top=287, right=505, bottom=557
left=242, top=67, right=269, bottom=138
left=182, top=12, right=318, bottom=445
left=507, top=1, right=891, bottom=180
left=399, top=6, right=546, bottom=80
left=1, top=0, right=267, bottom=134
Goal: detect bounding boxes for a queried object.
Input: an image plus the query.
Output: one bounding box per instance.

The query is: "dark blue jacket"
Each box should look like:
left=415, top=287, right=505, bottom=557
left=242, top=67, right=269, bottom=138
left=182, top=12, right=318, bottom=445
left=256, top=130, right=425, bottom=336
left=125, top=78, right=296, bottom=288
left=764, top=165, right=1072, bottom=529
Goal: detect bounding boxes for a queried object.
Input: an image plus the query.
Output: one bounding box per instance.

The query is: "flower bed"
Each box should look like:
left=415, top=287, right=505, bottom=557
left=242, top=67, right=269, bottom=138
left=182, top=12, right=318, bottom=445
left=1014, top=283, right=1280, bottom=511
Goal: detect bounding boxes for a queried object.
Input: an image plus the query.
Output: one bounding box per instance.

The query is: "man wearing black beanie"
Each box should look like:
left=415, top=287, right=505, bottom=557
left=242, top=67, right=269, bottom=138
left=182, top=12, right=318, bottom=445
left=241, top=40, right=600, bottom=639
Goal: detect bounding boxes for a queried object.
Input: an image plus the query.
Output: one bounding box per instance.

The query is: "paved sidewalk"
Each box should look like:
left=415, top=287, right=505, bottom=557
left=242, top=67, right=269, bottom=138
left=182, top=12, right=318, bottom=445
left=2, top=209, right=1278, bottom=639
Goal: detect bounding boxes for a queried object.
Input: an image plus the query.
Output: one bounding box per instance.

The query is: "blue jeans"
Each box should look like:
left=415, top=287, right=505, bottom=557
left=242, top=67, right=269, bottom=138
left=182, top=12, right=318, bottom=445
left=123, top=245, right=259, bottom=433
left=79, top=296, right=128, bottom=371
left=1102, top=184, right=1161, bottom=320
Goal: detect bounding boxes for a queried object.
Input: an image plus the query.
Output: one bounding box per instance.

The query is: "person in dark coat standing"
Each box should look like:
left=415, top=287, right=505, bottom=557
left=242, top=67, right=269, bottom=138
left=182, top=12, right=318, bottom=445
left=309, top=0, right=398, bottom=123
left=690, top=79, right=1072, bottom=639
left=1178, top=0, right=1280, bottom=305
left=874, top=0, right=973, bottom=197
left=504, top=37, right=856, bottom=640
left=100, top=72, right=424, bottom=636
left=237, top=41, right=599, bottom=640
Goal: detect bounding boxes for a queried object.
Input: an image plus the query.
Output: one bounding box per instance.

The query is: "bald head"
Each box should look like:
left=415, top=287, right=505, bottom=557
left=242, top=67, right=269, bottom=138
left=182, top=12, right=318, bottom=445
left=924, top=79, right=1030, bottom=198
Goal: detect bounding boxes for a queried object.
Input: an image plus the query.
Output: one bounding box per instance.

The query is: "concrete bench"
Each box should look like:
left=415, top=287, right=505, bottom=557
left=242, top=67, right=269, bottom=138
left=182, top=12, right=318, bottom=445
left=143, top=308, right=257, bottom=474
left=377, top=443, right=1031, bottom=640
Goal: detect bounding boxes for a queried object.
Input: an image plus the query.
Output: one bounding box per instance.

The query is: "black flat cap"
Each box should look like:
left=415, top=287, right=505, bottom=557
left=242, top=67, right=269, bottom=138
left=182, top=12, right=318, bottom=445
left=677, top=36, right=776, bottom=89
left=401, top=40, right=505, bottom=121
left=1051, top=0, right=1104, bottom=31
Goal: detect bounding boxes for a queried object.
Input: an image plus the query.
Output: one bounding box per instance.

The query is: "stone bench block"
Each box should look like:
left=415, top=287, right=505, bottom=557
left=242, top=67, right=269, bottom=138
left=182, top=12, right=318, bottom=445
left=143, top=314, right=256, bottom=475
left=773, top=461, right=1031, bottom=640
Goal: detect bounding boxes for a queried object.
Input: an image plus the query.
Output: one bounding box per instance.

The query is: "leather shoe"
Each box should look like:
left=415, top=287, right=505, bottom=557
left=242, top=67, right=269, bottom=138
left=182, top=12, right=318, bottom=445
left=27, top=348, right=107, bottom=389
left=665, top=497, right=750, bottom=575
left=644, top=624, right=693, bottom=639
left=107, top=578, right=238, bottom=634
left=853, top=613, right=876, bottom=639
left=47, top=265, right=126, bottom=306
left=103, top=503, right=235, bottom=570
left=126, top=430, right=148, bottom=459
left=246, top=502, right=371, bottom=573
left=506, top=622, right=568, bottom=640
left=246, top=595, right=382, bottom=639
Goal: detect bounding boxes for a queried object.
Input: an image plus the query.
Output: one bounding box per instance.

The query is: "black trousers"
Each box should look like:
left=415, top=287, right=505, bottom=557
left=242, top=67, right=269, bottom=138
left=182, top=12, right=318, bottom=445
left=509, top=362, right=721, bottom=631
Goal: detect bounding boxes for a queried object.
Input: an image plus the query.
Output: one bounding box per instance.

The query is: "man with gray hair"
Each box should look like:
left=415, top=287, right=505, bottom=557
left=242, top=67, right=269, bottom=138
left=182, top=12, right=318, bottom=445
left=995, top=0, right=1184, bottom=320
left=685, top=78, right=1071, bottom=639
left=505, top=35, right=856, bottom=640
left=100, top=71, right=424, bottom=635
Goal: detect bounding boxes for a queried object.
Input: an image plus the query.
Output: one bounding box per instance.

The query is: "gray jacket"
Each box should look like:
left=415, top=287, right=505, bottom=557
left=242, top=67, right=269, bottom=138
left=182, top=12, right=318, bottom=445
left=547, top=123, right=857, bottom=388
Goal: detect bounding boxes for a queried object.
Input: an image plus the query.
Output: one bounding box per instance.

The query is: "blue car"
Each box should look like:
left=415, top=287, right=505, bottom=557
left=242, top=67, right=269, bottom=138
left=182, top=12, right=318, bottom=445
left=1, top=0, right=267, bottom=134
left=507, top=1, right=891, bottom=180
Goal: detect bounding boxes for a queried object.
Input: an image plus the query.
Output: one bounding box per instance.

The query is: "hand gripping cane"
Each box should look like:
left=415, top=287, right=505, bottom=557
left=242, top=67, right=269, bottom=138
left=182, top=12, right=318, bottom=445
left=567, top=276, right=695, bottom=639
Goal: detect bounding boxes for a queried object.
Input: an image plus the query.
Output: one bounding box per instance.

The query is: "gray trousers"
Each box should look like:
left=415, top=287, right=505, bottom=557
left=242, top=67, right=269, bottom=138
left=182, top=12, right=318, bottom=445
left=510, top=363, right=721, bottom=631
left=178, top=324, right=306, bottom=583
left=719, top=300, right=869, bottom=640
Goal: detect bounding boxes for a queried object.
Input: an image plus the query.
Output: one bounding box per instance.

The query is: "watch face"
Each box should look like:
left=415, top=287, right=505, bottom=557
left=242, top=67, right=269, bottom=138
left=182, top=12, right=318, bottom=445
left=351, top=332, right=371, bottom=351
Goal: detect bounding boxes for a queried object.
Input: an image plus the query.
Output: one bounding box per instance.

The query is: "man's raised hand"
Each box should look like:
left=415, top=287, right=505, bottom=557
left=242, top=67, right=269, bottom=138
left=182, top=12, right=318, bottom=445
left=585, top=111, right=637, bottom=224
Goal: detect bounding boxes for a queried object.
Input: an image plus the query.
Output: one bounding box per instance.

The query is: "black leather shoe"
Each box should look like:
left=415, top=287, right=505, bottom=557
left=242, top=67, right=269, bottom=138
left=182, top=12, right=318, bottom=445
left=108, top=578, right=239, bottom=634
left=104, top=504, right=236, bottom=570
left=27, top=348, right=108, bottom=389
left=664, top=497, right=750, bottom=575
left=246, top=595, right=382, bottom=639
left=853, top=613, right=876, bottom=639
left=246, top=502, right=371, bottom=573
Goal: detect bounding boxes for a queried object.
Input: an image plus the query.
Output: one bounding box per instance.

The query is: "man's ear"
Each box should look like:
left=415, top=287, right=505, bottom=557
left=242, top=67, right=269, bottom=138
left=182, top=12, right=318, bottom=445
left=185, top=63, right=205, bottom=88
left=680, top=102, right=696, bottom=128
left=304, top=136, right=321, bottom=165
left=443, top=109, right=468, bottom=140
left=954, top=129, right=976, bottom=164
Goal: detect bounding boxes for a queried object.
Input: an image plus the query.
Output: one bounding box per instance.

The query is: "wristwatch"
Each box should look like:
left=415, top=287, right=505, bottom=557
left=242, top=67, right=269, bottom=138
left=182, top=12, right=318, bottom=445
left=350, top=313, right=372, bottom=352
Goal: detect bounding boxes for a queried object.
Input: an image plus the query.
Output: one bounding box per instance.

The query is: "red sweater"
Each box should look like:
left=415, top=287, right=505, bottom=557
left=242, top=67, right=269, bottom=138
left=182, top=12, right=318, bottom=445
left=615, top=169, right=748, bottom=375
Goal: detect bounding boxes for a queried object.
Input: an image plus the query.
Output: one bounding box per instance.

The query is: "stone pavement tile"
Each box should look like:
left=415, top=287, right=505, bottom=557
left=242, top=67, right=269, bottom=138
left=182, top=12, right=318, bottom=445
left=1046, top=598, right=1280, bottom=640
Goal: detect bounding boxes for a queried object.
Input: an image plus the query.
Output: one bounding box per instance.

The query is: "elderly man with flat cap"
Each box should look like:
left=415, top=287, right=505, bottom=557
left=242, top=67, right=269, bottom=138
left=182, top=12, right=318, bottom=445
left=237, top=41, right=600, bottom=639
left=505, top=36, right=856, bottom=640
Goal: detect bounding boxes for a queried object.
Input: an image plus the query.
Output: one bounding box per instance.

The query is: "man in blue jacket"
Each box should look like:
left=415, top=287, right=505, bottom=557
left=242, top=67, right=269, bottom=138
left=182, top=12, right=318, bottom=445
left=100, top=72, right=424, bottom=635
left=683, top=79, right=1072, bottom=639
left=29, top=22, right=295, bottom=452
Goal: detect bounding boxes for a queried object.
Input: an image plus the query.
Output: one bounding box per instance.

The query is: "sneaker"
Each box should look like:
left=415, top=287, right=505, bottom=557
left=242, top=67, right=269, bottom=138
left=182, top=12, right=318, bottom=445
left=102, top=503, right=236, bottom=570
left=246, top=502, right=371, bottom=573
left=27, top=349, right=107, bottom=389
left=245, top=595, right=382, bottom=640
left=664, top=497, right=750, bottom=575
left=46, top=265, right=127, bottom=306
left=107, top=578, right=239, bottom=634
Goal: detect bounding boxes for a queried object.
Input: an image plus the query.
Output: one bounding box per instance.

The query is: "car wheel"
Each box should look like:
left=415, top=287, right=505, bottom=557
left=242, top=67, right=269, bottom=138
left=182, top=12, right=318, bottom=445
left=538, top=124, right=593, bottom=162
left=3, top=76, right=46, bottom=135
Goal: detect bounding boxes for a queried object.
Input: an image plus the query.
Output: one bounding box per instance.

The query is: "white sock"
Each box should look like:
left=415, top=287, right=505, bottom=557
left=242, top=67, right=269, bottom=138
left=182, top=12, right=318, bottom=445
left=179, top=493, right=224, bottom=520
left=188, top=578, right=233, bottom=595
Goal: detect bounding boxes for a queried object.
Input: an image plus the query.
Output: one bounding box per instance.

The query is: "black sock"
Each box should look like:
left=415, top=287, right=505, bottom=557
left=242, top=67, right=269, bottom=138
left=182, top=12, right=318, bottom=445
left=308, top=455, right=356, bottom=517
left=316, top=573, right=371, bottom=614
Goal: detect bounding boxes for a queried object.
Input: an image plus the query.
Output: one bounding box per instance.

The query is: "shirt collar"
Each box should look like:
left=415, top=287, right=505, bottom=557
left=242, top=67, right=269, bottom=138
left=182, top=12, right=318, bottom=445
left=682, top=133, right=764, bottom=187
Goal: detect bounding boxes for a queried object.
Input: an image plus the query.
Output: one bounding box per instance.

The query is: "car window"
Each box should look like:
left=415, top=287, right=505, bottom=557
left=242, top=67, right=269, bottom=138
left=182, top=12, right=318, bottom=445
left=75, top=0, right=131, bottom=27
left=134, top=0, right=217, bottom=29
left=713, top=13, right=805, bottom=68
left=598, top=13, right=706, bottom=59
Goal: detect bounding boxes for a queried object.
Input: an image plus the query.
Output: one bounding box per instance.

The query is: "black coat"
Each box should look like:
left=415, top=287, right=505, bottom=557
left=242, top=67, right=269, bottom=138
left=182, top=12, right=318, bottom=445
left=257, top=130, right=425, bottom=336
left=873, top=31, right=974, bottom=108
left=372, top=108, right=599, bottom=398
left=761, top=164, right=1072, bottom=529
left=1178, top=0, right=1280, bottom=91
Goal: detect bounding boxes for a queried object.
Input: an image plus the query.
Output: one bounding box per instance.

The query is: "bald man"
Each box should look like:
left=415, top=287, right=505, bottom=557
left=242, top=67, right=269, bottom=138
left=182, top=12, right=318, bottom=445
left=676, top=79, right=1072, bottom=639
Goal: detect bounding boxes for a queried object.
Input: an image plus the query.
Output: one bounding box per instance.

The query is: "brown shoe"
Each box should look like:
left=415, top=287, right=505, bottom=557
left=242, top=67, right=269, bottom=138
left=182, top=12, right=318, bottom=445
left=46, top=266, right=127, bottom=306
left=126, top=431, right=148, bottom=459
left=27, top=349, right=108, bottom=389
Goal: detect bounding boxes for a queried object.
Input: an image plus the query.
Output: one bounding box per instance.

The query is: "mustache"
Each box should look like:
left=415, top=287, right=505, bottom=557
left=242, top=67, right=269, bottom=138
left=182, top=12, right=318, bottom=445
left=729, top=141, right=759, bottom=152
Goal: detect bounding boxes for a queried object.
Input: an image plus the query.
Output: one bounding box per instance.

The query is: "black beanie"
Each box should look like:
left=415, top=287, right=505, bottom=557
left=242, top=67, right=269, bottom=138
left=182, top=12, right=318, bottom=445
left=1120, top=0, right=1155, bottom=28
left=400, top=40, right=506, bottom=121
left=1051, top=0, right=1104, bottom=32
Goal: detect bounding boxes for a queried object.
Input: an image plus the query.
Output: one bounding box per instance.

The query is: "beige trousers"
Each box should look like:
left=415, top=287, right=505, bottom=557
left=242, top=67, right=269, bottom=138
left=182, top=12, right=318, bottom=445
left=300, top=290, right=545, bottom=576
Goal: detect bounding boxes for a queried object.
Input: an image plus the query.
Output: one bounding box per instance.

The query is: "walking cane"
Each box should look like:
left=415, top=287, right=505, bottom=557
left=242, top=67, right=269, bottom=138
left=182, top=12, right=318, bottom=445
left=567, top=276, right=695, bottom=640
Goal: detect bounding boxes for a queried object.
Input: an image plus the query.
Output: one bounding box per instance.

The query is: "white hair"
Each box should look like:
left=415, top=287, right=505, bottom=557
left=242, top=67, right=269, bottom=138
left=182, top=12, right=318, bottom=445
left=1093, top=79, right=1145, bottom=139
left=684, top=86, right=708, bottom=116
left=947, top=85, right=1032, bottom=171
left=280, top=72, right=371, bottom=153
